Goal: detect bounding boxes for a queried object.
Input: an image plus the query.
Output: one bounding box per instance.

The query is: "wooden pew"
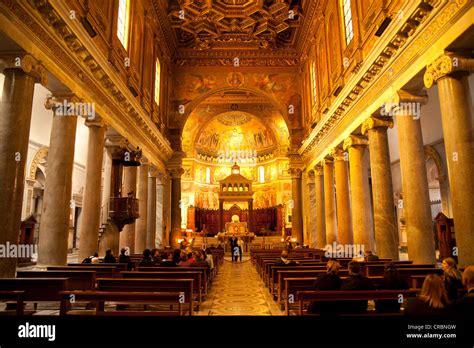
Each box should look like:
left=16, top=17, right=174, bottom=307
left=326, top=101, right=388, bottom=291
left=275, top=270, right=350, bottom=305
left=59, top=291, right=184, bottom=316
left=67, top=263, right=129, bottom=271
left=268, top=266, right=330, bottom=293
left=0, top=278, right=69, bottom=313
left=121, top=271, right=203, bottom=309
left=96, top=278, right=194, bottom=316
left=0, top=291, right=25, bottom=315
left=17, top=270, right=96, bottom=291
left=296, top=289, right=419, bottom=316
left=136, top=266, right=209, bottom=294
left=281, top=276, right=392, bottom=315
left=48, top=266, right=118, bottom=278
left=365, top=264, right=436, bottom=277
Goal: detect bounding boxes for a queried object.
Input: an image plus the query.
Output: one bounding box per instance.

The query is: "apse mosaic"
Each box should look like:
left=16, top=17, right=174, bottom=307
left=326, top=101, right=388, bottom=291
left=195, top=115, right=276, bottom=154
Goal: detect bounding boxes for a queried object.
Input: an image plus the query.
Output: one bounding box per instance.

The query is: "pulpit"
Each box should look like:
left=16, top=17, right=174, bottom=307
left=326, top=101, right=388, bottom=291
left=435, top=212, right=456, bottom=261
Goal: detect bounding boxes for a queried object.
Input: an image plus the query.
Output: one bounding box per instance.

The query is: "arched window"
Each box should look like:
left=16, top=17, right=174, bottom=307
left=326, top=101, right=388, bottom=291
left=117, top=0, right=131, bottom=50
left=310, top=60, right=318, bottom=106
left=205, top=167, right=211, bottom=184
left=342, top=0, right=354, bottom=45
left=154, top=58, right=161, bottom=106
left=258, top=166, right=265, bottom=183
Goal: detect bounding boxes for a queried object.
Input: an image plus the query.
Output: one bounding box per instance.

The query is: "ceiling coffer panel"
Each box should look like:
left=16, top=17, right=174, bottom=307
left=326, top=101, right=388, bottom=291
left=167, top=0, right=303, bottom=50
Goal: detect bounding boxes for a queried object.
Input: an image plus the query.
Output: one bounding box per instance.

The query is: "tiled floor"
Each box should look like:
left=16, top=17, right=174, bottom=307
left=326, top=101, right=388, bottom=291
left=197, top=255, right=283, bottom=316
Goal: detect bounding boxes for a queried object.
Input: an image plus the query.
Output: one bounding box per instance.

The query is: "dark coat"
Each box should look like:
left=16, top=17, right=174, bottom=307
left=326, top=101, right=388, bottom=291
left=444, top=274, right=463, bottom=301
left=309, top=273, right=342, bottom=314
left=340, top=275, right=375, bottom=313
left=118, top=255, right=133, bottom=270
left=375, top=277, right=409, bottom=313
left=160, top=260, right=178, bottom=267
left=103, top=254, right=116, bottom=263
left=274, top=258, right=298, bottom=266
left=453, top=289, right=474, bottom=319
left=404, top=297, right=451, bottom=317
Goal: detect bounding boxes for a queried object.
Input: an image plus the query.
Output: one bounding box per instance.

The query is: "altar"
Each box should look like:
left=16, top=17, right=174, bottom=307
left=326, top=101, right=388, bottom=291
left=225, top=215, right=247, bottom=235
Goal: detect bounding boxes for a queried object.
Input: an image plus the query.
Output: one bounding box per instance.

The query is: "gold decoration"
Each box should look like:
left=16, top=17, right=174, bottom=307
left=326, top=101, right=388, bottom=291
left=424, top=53, right=474, bottom=88
left=361, top=116, right=394, bottom=135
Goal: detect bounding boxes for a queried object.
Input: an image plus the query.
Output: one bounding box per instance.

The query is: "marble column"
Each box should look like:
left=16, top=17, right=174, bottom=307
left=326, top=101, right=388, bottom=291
left=332, top=148, right=353, bottom=245
left=146, top=169, right=157, bottom=249
left=170, top=167, right=184, bottom=249
left=0, top=55, right=46, bottom=277
left=362, top=116, right=399, bottom=260
left=314, top=165, right=326, bottom=249
left=344, top=135, right=374, bottom=251
left=323, top=158, right=337, bottom=244
left=289, top=168, right=304, bottom=244
left=78, top=118, right=106, bottom=261
left=135, top=163, right=149, bottom=253
left=119, top=166, right=137, bottom=251
left=425, top=54, right=474, bottom=266
left=162, top=174, right=171, bottom=247
left=394, top=90, right=435, bottom=264
left=306, top=170, right=317, bottom=247
left=38, top=95, right=78, bottom=266
left=155, top=173, right=165, bottom=249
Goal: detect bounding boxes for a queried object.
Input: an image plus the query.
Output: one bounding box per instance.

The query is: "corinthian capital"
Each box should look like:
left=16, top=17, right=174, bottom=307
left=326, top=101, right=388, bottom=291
left=169, top=167, right=185, bottom=179
left=288, top=168, right=303, bottom=179
left=424, top=53, right=474, bottom=88
left=330, top=148, right=347, bottom=162
left=0, top=53, right=48, bottom=86
left=314, top=164, right=324, bottom=176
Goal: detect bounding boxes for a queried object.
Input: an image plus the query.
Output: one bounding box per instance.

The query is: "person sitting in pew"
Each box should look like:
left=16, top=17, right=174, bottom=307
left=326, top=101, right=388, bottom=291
left=151, top=248, right=161, bottom=265
left=192, top=250, right=210, bottom=269
left=204, top=248, right=214, bottom=271
left=274, top=250, right=299, bottom=266
left=91, top=252, right=100, bottom=264
left=341, top=261, right=375, bottom=313
left=454, top=265, right=474, bottom=318
left=309, top=260, right=342, bottom=314
left=119, top=247, right=133, bottom=270
left=375, top=262, right=409, bottom=313
left=441, top=257, right=463, bottom=301
left=364, top=250, right=379, bottom=262
left=172, top=249, right=182, bottom=264
left=103, top=249, right=116, bottom=263
left=405, top=274, right=451, bottom=317
left=160, top=251, right=178, bottom=267
left=138, top=249, right=155, bottom=267
left=178, top=252, right=193, bottom=267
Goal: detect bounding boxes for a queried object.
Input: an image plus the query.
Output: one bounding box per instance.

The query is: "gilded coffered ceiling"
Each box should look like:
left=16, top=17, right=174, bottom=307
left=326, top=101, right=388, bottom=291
left=153, top=0, right=318, bottom=65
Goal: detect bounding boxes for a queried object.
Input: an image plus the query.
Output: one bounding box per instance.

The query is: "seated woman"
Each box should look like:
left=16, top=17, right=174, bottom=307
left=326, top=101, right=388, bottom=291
left=442, top=257, right=463, bottom=301
left=375, top=262, right=409, bottom=313
left=103, top=249, right=116, bottom=263
left=308, top=260, right=342, bottom=314
left=405, top=274, right=451, bottom=317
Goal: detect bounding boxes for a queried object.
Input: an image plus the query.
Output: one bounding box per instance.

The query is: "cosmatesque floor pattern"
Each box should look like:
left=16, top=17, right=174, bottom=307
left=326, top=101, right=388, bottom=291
left=197, top=255, right=283, bottom=316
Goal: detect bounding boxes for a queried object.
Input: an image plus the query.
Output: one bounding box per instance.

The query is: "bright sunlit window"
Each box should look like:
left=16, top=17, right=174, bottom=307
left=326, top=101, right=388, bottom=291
left=154, top=58, right=161, bottom=106
left=258, top=166, right=265, bottom=183
left=117, top=0, right=130, bottom=50
left=342, top=0, right=354, bottom=45
left=311, top=60, right=317, bottom=106
left=205, top=167, right=211, bottom=184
